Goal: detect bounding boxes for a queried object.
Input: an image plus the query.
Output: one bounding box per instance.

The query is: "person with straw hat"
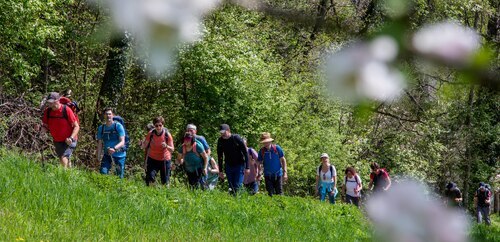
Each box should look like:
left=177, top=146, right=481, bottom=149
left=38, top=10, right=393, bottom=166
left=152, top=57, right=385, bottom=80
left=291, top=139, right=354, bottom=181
left=257, top=132, right=287, bottom=196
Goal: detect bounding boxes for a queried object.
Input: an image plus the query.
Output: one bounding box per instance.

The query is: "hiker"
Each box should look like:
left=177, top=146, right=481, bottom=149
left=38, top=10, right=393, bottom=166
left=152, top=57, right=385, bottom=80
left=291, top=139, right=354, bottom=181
left=186, top=124, right=211, bottom=156
left=474, top=182, right=492, bottom=225
left=140, top=116, right=174, bottom=186
left=257, top=132, right=288, bottom=196
left=243, top=138, right=260, bottom=195
left=343, top=166, right=362, bottom=207
left=217, top=124, right=249, bottom=195
left=41, top=92, right=80, bottom=168
left=368, top=162, right=391, bottom=193
left=176, top=132, right=208, bottom=189
left=96, top=108, right=126, bottom=178
left=204, top=156, right=219, bottom=190
left=444, top=182, right=463, bottom=208
left=315, top=153, right=337, bottom=204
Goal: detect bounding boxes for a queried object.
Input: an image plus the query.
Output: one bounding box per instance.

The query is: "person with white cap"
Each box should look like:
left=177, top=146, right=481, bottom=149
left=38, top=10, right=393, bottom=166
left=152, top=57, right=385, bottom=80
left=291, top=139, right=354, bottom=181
left=217, top=124, right=249, bottom=195
left=186, top=123, right=211, bottom=156
left=315, top=153, right=337, bottom=204
left=41, top=92, right=80, bottom=168
left=257, top=132, right=287, bottom=196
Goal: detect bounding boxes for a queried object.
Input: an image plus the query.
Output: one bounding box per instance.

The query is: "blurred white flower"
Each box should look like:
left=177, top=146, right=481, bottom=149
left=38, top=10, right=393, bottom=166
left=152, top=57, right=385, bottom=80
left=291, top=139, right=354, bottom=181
left=99, top=0, right=221, bottom=73
left=366, top=180, right=469, bottom=242
left=325, top=36, right=404, bottom=103
left=370, top=35, right=399, bottom=62
left=412, top=21, right=480, bottom=65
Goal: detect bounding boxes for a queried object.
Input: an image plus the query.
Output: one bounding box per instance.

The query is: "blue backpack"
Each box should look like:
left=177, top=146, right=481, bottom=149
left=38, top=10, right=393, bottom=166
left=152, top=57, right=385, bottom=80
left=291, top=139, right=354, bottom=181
left=100, top=116, right=130, bottom=151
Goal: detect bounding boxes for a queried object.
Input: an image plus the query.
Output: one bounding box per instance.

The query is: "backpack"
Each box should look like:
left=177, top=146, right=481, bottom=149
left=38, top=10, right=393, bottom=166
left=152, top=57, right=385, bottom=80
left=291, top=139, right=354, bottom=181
left=100, top=116, right=130, bottom=151
left=146, top=128, right=170, bottom=150
left=59, top=97, right=80, bottom=123
left=259, top=144, right=279, bottom=162
left=46, top=104, right=79, bottom=127
left=317, top=164, right=334, bottom=178
left=182, top=140, right=201, bottom=157
left=344, top=174, right=361, bottom=187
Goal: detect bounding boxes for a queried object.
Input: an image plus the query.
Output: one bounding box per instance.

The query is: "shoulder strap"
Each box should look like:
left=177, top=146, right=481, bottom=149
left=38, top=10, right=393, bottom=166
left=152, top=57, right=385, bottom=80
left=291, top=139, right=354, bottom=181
left=272, top=144, right=278, bottom=154
left=163, top=128, right=169, bottom=143
left=114, top=122, right=118, bottom=132
left=62, top=104, right=68, bottom=120
left=318, top=165, right=321, bottom=174
left=329, top=165, right=333, bottom=176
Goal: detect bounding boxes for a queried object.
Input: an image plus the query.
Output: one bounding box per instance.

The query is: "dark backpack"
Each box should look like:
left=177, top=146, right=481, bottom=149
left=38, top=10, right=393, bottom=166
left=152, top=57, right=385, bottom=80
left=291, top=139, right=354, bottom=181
left=100, top=116, right=130, bottom=151
left=344, top=174, right=361, bottom=187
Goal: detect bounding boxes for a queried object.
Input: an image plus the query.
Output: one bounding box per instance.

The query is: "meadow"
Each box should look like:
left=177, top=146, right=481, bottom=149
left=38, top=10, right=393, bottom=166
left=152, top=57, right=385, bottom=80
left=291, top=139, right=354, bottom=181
left=0, top=150, right=371, bottom=241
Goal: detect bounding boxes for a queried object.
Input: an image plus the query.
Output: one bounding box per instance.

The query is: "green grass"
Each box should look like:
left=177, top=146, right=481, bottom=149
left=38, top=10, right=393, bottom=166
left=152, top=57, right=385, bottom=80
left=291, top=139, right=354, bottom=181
left=470, top=213, right=500, bottom=242
left=0, top=150, right=371, bottom=241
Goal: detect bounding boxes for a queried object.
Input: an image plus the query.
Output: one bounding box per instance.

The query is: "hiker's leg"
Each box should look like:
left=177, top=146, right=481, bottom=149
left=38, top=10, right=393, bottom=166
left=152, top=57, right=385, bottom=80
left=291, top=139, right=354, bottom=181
left=100, top=155, right=112, bottom=174
left=345, top=194, right=352, bottom=204
left=481, top=206, right=491, bottom=225
left=114, top=156, right=126, bottom=179
left=274, top=176, right=283, bottom=195
left=186, top=171, right=198, bottom=188
left=235, top=165, right=244, bottom=193
left=352, top=196, right=360, bottom=207
left=319, top=189, right=326, bottom=201
left=225, top=166, right=235, bottom=194
left=476, top=207, right=482, bottom=224
left=145, top=157, right=155, bottom=186
left=251, top=181, right=259, bottom=194
left=264, top=176, right=274, bottom=196
left=328, top=189, right=335, bottom=204
left=59, top=156, right=70, bottom=168
left=55, top=141, right=76, bottom=168
left=162, top=160, right=171, bottom=185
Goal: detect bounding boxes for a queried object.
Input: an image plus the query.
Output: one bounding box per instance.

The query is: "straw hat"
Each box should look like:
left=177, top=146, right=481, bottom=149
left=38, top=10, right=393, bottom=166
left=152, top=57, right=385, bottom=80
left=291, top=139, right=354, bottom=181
left=259, top=132, right=274, bottom=143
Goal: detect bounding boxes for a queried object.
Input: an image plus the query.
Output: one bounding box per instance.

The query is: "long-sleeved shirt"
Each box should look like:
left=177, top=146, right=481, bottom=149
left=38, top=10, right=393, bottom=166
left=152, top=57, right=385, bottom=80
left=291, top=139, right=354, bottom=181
left=217, top=134, right=249, bottom=170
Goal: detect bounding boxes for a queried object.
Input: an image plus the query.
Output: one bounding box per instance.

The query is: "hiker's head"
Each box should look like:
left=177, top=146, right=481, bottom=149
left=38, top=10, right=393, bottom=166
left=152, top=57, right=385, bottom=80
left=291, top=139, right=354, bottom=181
left=446, top=182, right=455, bottom=190
left=370, top=162, right=380, bottom=174
left=46, top=92, right=61, bottom=109
left=153, top=116, right=164, bottom=132
left=183, top=132, right=195, bottom=145
left=259, top=132, right=274, bottom=149
left=103, top=108, right=114, bottom=122
left=345, top=166, right=357, bottom=178
left=186, top=124, right=197, bottom=135
left=219, top=124, right=231, bottom=139
left=479, top=182, right=486, bottom=190
left=320, top=153, right=329, bottom=163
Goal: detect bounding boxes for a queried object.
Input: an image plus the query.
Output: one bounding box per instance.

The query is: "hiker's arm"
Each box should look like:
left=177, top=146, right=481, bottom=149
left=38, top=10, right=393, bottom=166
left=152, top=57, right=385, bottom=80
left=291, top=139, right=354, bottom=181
left=384, top=175, right=391, bottom=191
left=65, top=121, right=79, bottom=145
left=96, top=140, right=103, bottom=161
left=315, top=175, right=319, bottom=195
left=210, top=158, right=219, bottom=174
left=217, top=139, right=224, bottom=172
left=280, top=156, right=287, bottom=181
left=176, top=152, right=183, bottom=165
left=333, top=175, right=337, bottom=189
left=140, top=133, right=149, bottom=149
left=166, top=133, right=174, bottom=153
left=201, top=151, right=208, bottom=174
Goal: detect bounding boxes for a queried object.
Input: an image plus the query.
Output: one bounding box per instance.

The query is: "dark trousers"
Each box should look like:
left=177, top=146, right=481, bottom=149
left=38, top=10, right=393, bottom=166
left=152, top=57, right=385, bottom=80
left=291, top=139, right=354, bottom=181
left=264, top=175, right=283, bottom=196
left=346, top=194, right=360, bottom=207
left=477, top=206, right=491, bottom=225
left=145, top=157, right=171, bottom=186
left=225, top=165, right=244, bottom=195
left=244, top=181, right=259, bottom=195
left=186, top=168, right=205, bottom=189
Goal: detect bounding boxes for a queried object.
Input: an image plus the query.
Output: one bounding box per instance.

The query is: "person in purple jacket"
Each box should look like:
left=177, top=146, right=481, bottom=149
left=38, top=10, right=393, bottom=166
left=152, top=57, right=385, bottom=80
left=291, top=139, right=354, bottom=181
left=243, top=137, right=260, bottom=194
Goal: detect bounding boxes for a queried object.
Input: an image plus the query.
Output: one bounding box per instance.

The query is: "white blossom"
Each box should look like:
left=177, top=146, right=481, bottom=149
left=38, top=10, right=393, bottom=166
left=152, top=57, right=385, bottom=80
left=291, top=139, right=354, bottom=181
left=325, top=36, right=404, bottom=103
left=98, top=0, right=221, bottom=74
left=412, top=21, right=480, bottom=65
left=366, top=181, right=469, bottom=242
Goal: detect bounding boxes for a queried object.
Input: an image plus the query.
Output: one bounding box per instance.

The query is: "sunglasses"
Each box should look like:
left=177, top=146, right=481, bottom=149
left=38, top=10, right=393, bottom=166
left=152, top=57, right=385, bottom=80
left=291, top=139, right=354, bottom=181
left=155, top=124, right=163, bottom=127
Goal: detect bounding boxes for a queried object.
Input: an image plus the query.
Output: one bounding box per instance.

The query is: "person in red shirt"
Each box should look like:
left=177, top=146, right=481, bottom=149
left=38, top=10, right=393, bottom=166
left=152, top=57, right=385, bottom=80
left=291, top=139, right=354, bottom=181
left=140, top=116, right=174, bottom=186
left=41, top=92, right=80, bottom=168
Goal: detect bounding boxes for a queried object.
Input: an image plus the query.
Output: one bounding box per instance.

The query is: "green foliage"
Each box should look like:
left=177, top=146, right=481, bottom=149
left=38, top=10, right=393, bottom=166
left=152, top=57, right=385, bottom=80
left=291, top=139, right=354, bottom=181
left=0, top=150, right=372, bottom=241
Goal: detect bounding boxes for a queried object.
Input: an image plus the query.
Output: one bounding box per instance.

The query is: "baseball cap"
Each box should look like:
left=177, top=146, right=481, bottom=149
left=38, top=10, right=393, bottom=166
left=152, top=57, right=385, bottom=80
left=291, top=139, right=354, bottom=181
left=186, top=124, right=197, bottom=130
left=46, top=92, right=60, bottom=103
left=219, top=124, right=230, bottom=133
left=320, top=153, right=329, bottom=159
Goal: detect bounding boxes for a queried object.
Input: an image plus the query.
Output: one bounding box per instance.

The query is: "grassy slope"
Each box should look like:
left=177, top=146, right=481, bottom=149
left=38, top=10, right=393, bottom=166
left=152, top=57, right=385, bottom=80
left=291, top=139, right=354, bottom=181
left=0, top=150, right=371, bottom=241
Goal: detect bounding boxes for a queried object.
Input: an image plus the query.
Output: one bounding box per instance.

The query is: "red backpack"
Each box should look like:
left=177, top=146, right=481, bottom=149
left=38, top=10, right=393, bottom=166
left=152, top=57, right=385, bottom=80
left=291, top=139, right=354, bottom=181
left=58, top=97, right=80, bottom=123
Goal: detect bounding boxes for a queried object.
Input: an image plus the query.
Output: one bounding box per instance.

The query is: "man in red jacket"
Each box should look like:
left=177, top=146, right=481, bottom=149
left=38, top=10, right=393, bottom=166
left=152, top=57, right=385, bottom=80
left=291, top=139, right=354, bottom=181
left=41, top=92, right=80, bottom=168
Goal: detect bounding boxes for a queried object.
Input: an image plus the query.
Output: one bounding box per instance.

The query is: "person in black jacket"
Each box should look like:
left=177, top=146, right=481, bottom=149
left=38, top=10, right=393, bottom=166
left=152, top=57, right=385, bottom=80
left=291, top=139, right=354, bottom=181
left=474, top=182, right=492, bottom=225
left=444, top=182, right=463, bottom=208
left=217, top=124, right=249, bottom=195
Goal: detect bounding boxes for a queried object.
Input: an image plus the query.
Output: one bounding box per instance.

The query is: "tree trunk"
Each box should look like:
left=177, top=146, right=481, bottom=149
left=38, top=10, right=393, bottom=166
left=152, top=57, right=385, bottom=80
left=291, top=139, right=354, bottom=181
left=462, top=86, right=475, bottom=208
left=93, top=33, right=129, bottom=128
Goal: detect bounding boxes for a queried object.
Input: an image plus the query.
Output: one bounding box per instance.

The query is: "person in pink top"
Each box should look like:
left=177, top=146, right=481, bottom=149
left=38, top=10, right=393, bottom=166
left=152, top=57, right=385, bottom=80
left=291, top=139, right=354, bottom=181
left=140, top=116, right=174, bottom=186
left=243, top=138, right=260, bottom=194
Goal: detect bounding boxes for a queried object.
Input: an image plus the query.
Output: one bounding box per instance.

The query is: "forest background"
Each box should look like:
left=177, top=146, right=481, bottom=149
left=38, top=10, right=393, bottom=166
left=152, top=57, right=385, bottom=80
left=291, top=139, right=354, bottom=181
left=0, top=0, right=498, bottom=212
